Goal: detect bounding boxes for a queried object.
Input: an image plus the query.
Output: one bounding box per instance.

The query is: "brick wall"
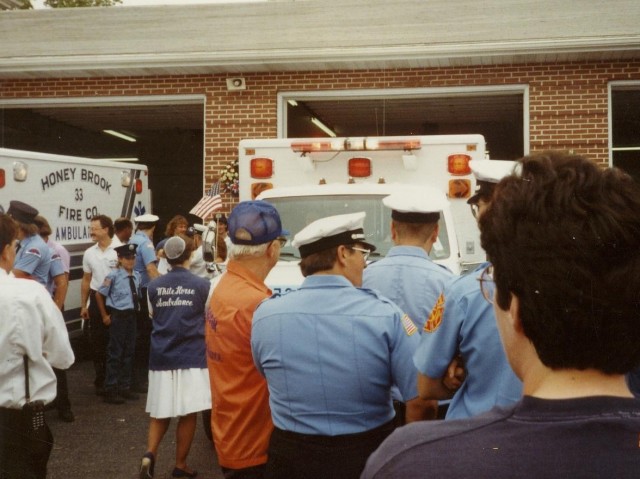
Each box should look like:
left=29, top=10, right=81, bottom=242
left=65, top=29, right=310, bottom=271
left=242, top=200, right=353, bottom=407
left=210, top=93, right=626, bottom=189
left=3, top=59, right=640, bottom=206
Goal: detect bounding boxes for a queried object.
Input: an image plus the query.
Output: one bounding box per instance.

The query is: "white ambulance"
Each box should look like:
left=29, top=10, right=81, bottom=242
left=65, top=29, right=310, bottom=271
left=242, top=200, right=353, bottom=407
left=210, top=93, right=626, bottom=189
left=0, top=148, right=152, bottom=337
left=238, top=134, right=487, bottom=293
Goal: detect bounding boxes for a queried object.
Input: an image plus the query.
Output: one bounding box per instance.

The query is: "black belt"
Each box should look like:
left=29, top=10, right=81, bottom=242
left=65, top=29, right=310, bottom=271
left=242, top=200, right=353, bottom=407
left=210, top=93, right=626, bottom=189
left=273, top=418, right=395, bottom=446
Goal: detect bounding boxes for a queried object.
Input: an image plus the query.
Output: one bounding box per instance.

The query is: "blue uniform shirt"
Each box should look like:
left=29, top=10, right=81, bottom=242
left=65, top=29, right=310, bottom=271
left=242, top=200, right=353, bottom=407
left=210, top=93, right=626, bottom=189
left=46, top=248, right=66, bottom=295
left=129, top=231, right=157, bottom=287
left=413, top=263, right=522, bottom=419
left=147, top=267, right=210, bottom=371
left=98, top=267, right=141, bottom=311
left=251, top=274, right=421, bottom=436
left=363, top=246, right=453, bottom=331
left=14, top=234, right=52, bottom=287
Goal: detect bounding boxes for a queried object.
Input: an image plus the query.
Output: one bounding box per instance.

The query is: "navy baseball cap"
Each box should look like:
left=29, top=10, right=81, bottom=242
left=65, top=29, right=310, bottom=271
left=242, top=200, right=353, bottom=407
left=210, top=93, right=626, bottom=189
left=7, top=200, right=39, bottom=225
left=228, top=201, right=289, bottom=246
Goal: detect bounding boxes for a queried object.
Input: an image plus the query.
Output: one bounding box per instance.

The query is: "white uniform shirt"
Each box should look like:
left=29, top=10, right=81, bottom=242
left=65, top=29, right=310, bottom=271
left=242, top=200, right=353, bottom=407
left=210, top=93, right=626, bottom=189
left=82, top=239, right=119, bottom=291
left=0, top=270, right=75, bottom=408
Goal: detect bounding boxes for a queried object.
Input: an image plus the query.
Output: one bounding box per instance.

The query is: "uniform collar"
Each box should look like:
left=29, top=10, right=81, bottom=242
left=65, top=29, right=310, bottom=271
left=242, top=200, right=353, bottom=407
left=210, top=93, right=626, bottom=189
left=300, top=274, right=354, bottom=289
left=386, top=245, right=431, bottom=259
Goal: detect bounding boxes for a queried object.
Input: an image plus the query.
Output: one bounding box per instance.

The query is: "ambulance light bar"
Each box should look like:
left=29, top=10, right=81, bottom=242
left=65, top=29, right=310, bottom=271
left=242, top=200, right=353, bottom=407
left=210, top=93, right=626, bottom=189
left=291, top=138, right=422, bottom=153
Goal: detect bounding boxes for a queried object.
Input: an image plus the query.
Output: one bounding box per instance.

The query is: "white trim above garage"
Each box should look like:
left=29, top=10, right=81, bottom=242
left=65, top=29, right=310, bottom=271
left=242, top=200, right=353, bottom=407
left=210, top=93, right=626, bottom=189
left=0, top=0, right=639, bottom=78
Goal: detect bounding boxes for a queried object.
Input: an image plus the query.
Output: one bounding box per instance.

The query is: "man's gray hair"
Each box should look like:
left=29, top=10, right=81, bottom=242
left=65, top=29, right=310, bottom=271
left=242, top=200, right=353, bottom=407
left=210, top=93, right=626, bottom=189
left=228, top=242, right=269, bottom=260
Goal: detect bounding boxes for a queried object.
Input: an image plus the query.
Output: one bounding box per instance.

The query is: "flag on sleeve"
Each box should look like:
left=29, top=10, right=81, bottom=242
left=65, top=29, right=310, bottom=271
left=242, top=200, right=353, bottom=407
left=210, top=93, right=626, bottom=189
left=189, top=183, right=223, bottom=219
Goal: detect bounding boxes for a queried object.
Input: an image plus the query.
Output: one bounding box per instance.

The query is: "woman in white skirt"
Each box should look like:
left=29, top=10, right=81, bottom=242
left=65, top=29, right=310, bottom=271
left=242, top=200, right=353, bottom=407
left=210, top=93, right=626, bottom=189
left=139, top=234, right=212, bottom=479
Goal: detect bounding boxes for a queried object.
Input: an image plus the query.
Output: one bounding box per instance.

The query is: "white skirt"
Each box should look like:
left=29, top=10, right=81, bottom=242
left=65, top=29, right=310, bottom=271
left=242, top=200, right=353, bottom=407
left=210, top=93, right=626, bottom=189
left=145, top=368, right=212, bottom=419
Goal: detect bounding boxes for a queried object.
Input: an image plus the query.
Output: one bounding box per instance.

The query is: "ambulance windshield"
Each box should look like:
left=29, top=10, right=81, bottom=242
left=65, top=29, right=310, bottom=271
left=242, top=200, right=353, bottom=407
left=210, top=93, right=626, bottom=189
left=265, top=195, right=451, bottom=262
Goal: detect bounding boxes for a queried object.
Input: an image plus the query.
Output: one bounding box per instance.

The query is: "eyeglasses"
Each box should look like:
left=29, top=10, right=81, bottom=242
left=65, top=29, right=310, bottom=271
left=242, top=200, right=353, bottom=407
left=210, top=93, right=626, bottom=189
left=348, top=246, right=371, bottom=262
left=477, top=264, right=495, bottom=304
left=276, top=237, right=287, bottom=248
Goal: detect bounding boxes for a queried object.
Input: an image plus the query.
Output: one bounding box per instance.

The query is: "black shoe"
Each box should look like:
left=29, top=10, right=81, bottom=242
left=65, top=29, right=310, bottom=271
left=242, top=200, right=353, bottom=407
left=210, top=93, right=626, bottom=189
left=139, top=451, right=155, bottom=479
left=120, top=390, right=139, bottom=401
left=172, top=466, right=197, bottom=478
left=103, top=391, right=125, bottom=405
left=58, top=409, right=75, bottom=422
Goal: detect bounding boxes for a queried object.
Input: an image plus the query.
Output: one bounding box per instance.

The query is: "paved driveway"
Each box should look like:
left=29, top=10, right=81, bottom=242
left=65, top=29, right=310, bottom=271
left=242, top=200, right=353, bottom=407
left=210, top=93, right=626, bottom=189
left=47, top=357, right=224, bottom=479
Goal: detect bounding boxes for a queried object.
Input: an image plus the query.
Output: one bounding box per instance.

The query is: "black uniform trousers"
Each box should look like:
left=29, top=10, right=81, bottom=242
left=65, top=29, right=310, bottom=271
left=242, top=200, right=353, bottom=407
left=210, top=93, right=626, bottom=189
left=0, top=407, right=53, bottom=479
left=264, top=419, right=395, bottom=479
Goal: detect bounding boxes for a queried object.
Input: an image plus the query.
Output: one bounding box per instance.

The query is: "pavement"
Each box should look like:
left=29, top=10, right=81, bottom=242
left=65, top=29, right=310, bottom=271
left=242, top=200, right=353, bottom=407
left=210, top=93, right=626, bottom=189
left=46, top=346, right=225, bottom=479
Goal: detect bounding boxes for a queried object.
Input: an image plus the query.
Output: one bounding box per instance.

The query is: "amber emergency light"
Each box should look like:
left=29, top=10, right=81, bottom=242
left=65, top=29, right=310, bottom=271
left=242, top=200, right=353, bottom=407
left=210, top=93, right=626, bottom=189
left=250, top=157, right=274, bottom=179
left=348, top=157, right=372, bottom=178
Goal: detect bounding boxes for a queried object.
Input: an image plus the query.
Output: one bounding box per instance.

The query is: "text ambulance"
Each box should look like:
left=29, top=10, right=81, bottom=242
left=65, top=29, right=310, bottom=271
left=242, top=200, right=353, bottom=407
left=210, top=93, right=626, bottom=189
left=0, top=148, right=151, bottom=336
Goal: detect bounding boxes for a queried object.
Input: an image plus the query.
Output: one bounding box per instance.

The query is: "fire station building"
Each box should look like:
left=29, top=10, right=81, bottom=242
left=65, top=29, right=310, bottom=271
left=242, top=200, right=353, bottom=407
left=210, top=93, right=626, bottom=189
left=1, top=0, right=639, bottom=217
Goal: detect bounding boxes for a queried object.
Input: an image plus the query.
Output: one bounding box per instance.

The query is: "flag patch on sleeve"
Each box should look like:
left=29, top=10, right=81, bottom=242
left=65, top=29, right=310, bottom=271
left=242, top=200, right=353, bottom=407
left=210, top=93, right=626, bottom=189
left=401, top=314, right=418, bottom=336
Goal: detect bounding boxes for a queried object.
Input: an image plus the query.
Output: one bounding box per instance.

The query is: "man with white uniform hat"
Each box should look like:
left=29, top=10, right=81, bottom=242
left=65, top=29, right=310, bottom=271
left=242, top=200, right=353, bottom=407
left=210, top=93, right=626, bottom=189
left=251, top=212, right=423, bottom=479
left=364, top=187, right=454, bottom=420
left=413, top=160, right=523, bottom=420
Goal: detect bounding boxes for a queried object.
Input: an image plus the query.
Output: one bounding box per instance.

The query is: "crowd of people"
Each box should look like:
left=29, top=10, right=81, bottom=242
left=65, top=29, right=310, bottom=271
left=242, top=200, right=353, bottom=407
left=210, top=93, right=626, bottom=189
left=1, top=150, right=639, bottom=479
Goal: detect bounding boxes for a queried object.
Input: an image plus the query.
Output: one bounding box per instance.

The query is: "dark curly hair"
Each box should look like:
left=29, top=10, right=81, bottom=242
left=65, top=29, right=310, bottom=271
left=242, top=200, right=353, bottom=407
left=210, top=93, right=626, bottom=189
left=479, top=151, right=640, bottom=373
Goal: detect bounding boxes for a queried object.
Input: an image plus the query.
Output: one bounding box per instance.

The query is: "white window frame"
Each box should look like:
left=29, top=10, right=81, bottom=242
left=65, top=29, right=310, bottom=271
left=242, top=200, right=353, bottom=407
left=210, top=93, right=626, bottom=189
left=277, top=85, right=529, bottom=155
left=608, top=81, right=640, bottom=167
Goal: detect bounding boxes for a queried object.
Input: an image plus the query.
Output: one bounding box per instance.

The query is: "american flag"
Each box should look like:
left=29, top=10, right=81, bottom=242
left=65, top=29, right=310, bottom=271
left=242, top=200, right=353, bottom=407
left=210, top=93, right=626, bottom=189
left=189, top=182, right=223, bottom=219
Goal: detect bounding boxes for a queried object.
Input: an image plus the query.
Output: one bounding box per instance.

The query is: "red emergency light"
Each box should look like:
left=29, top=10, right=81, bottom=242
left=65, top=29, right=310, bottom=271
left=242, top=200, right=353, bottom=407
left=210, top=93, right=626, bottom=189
left=348, top=157, right=372, bottom=178
left=135, top=178, right=143, bottom=194
left=0, top=169, right=5, bottom=188
left=250, top=157, right=274, bottom=179
left=448, top=154, right=472, bottom=175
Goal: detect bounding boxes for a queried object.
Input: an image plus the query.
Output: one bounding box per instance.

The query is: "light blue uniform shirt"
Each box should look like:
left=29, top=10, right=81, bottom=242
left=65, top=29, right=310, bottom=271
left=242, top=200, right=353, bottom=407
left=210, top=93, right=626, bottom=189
left=413, top=263, right=522, bottom=419
left=45, top=246, right=66, bottom=295
left=363, top=246, right=453, bottom=331
left=14, top=234, right=52, bottom=287
left=98, top=268, right=141, bottom=311
left=129, top=231, right=157, bottom=288
left=252, top=274, right=421, bottom=436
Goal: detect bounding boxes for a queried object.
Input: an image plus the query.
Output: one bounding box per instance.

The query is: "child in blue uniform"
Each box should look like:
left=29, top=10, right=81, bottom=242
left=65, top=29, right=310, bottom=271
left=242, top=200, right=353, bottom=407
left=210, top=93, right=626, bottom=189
left=96, top=243, right=141, bottom=405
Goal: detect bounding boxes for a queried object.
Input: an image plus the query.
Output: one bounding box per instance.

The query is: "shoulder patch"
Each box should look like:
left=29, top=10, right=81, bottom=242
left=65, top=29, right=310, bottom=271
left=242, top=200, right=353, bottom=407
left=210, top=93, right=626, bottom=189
left=26, top=248, right=42, bottom=258
left=424, top=292, right=445, bottom=333
left=101, top=277, right=112, bottom=288
left=401, top=314, right=418, bottom=336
